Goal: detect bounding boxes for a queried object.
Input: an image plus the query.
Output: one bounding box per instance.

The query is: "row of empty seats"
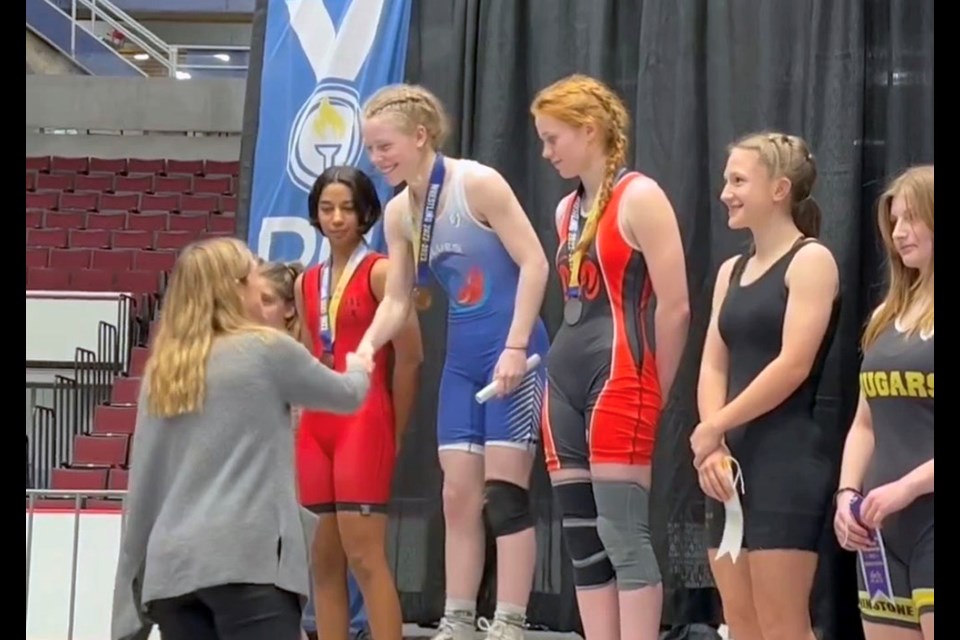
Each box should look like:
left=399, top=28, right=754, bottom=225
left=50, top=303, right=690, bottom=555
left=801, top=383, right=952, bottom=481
left=26, top=191, right=236, bottom=214
left=27, top=247, right=177, bottom=271
left=27, top=210, right=236, bottom=234
left=27, top=172, right=236, bottom=196
left=28, top=267, right=162, bottom=293
left=27, top=227, right=229, bottom=251
left=26, top=156, right=240, bottom=177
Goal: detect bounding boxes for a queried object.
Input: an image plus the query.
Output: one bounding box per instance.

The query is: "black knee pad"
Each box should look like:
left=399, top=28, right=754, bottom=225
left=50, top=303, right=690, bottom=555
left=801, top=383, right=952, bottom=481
left=553, top=481, right=615, bottom=588
left=484, top=480, right=534, bottom=537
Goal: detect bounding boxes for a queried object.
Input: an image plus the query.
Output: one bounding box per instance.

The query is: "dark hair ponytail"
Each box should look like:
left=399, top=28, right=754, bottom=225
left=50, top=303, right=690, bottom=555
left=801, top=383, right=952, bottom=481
left=792, top=196, right=821, bottom=238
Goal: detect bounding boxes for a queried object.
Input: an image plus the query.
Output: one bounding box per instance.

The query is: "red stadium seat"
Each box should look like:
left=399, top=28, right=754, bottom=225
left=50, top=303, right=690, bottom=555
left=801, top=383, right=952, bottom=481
left=73, top=435, right=128, bottom=467
left=154, top=175, right=192, bottom=194
left=108, top=468, right=129, bottom=490
left=128, top=158, right=165, bottom=174
left=167, top=159, right=204, bottom=175
left=129, top=347, right=150, bottom=377
left=111, top=230, right=154, bottom=249
left=93, top=405, right=137, bottom=435
left=26, top=247, right=49, bottom=268
left=220, top=196, right=237, bottom=214
left=28, top=228, right=68, bottom=248
left=60, top=192, right=99, bottom=211
left=26, top=192, right=59, bottom=210
left=168, top=213, right=207, bottom=233
left=74, top=174, right=114, bottom=192
left=111, top=377, right=141, bottom=405
left=194, top=176, right=231, bottom=194
left=155, top=231, right=193, bottom=251
left=71, top=269, right=114, bottom=291
left=69, top=229, right=111, bottom=249
left=88, top=157, right=127, bottom=174
left=181, top=194, right=219, bottom=213
left=49, top=248, right=93, bottom=269
left=50, top=156, right=89, bottom=174
left=25, top=210, right=43, bottom=228
left=26, top=171, right=36, bottom=191
left=114, top=175, right=153, bottom=193
left=92, top=248, right=135, bottom=271
left=37, top=173, right=74, bottom=192
left=203, top=160, right=240, bottom=176
left=134, top=250, right=177, bottom=272
left=44, top=211, right=86, bottom=229
left=141, top=193, right=180, bottom=212
left=86, top=212, right=128, bottom=230
left=127, top=212, right=169, bottom=232
left=209, top=215, right=236, bottom=234
left=26, top=156, right=50, bottom=172
left=27, top=267, right=69, bottom=289
left=51, top=467, right=108, bottom=491
left=115, top=270, right=159, bottom=295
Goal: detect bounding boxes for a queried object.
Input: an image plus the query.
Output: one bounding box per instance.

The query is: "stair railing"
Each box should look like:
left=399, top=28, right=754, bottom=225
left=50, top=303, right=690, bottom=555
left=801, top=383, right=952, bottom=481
left=70, top=0, right=178, bottom=77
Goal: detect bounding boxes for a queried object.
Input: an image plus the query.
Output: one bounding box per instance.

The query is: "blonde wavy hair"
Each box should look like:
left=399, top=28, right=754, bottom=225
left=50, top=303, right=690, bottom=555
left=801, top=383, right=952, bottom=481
left=530, top=74, right=630, bottom=254
left=257, top=259, right=305, bottom=338
left=862, top=165, right=934, bottom=348
left=363, top=83, right=450, bottom=151
left=145, top=237, right=271, bottom=418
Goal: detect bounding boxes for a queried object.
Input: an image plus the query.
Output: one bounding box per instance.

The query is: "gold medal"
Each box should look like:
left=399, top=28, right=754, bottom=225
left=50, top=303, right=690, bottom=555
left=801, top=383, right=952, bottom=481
left=414, top=286, right=433, bottom=311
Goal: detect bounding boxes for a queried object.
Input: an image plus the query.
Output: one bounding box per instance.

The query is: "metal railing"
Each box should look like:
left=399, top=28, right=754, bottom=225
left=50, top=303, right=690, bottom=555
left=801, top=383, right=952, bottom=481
left=26, top=293, right=148, bottom=490
left=70, top=0, right=177, bottom=75
left=26, top=489, right=127, bottom=640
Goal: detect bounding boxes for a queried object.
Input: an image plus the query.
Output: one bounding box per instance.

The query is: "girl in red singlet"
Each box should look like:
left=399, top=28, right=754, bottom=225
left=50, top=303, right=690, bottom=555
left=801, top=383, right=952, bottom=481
left=294, top=166, right=423, bottom=640
left=531, top=75, right=690, bottom=640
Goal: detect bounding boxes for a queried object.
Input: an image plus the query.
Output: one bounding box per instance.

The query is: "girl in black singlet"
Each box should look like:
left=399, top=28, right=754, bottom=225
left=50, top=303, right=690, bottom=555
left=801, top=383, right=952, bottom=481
left=834, top=165, right=934, bottom=640
left=692, top=132, right=841, bottom=640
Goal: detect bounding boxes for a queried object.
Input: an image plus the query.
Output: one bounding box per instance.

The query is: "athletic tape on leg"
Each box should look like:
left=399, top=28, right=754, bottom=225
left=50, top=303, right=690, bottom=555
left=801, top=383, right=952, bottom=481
left=714, top=456, right=746, bottom=564
left=594, top=480, right=661, bottom=590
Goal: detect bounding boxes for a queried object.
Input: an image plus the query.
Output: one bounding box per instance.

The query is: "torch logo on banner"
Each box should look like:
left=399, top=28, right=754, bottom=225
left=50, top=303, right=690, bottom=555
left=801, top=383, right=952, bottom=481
left=284, top=0, right=385, bottom=193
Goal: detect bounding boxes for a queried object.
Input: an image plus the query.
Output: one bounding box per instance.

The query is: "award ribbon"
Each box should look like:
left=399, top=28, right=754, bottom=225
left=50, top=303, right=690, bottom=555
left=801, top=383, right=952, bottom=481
left=411, top=152, right=446, bottom=309
left=714, top=455, right=746, bottom=564
left=851, top=495, right=896, bottom=604
left=319, top=242, right=369, bottom=353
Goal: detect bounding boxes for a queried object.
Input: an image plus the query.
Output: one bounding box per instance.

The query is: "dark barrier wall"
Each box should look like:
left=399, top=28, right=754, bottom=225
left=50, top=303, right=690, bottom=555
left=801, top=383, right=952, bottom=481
left=240, top=2, right=934, bottom=638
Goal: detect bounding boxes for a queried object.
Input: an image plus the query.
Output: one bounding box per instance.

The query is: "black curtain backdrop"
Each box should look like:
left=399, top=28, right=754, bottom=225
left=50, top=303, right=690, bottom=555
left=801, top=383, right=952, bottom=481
left=239, top=1, right=934, bottom=638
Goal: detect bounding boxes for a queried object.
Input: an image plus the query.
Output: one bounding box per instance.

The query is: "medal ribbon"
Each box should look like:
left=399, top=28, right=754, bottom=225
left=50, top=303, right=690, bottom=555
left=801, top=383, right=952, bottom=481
left=413, top=152, right=446, bottom=287
left=566, top=169, right=628, bottom=299
left=319, top=241, right=369, bottom=352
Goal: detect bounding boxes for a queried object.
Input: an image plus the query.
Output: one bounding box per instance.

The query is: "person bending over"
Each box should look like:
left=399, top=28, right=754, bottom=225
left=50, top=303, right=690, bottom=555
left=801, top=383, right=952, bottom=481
left=257, top=259, right=374, bottom=640
left=111, top=236, right=372, bottom=640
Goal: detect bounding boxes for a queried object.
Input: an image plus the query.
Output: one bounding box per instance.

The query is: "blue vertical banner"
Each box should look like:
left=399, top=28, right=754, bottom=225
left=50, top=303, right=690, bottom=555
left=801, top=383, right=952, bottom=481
left=248, top=0, right=411, bottom=264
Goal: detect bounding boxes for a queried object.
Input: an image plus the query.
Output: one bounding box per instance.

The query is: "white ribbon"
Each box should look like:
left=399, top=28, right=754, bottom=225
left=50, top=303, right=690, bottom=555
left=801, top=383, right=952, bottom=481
left=285, top=0, right=386, bottom=82
left=714, top=456, right=746, bottom=564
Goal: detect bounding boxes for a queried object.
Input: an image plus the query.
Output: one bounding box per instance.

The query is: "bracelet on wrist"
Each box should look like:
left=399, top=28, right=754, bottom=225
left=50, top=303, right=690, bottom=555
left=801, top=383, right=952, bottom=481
left=833, top=486, right=861, bottom=505
left=505, top=345, right=527, bottom=351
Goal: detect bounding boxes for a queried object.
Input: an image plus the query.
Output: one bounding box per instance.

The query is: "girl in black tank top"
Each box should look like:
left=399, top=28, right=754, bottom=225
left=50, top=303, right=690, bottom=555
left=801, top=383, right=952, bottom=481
left=692, top=132, right=842, bottom=640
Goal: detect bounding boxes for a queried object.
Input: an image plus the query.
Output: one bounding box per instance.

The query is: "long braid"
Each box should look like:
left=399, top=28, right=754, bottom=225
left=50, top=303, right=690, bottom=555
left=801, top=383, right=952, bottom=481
left=576, top=88, right=629, bottom=253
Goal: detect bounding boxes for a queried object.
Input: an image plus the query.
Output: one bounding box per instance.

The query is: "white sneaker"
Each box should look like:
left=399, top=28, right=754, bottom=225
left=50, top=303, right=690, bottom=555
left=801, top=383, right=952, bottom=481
left=478, top=618, right=525, bottom=640
left=431, top=616, right=475, bottom=640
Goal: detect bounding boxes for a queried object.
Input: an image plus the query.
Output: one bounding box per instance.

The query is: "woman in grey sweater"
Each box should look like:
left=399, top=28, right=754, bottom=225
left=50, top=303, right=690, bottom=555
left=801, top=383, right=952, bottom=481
left=111, top=237, right=373, bottom=640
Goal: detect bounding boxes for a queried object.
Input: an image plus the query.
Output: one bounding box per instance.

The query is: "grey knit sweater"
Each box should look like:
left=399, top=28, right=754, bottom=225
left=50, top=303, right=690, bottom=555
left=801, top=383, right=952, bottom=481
left=111, top=331, right=370, bottom=640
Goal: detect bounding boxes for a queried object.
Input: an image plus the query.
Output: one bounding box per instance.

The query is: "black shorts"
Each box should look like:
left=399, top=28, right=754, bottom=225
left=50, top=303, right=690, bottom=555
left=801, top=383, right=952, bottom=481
left=705, top=419, right=832, bottom=552
left=856, top=498, right=934, bottom=630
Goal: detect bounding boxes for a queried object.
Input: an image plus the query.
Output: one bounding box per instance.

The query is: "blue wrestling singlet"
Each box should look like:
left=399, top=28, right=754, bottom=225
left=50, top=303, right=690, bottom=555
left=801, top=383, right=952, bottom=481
left=414, top=159, right=549, bottom=453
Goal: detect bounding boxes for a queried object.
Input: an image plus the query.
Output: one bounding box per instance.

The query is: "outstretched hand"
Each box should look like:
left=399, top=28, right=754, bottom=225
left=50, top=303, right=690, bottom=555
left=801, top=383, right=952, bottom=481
left=345, top=351, right=374, bottom=374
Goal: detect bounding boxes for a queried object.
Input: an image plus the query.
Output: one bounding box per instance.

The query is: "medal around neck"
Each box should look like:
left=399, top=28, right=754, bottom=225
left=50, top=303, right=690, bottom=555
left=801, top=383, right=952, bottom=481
left=563, top=298, right=583, bottom=325
left=413, top=286, right=433, bottom=311
left=412, top=153, right=445, bottom=313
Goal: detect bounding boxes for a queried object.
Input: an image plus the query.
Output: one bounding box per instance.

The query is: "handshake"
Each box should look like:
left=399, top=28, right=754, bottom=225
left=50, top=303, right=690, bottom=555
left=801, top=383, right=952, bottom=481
left=345, top=342, right=376, bottom=374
